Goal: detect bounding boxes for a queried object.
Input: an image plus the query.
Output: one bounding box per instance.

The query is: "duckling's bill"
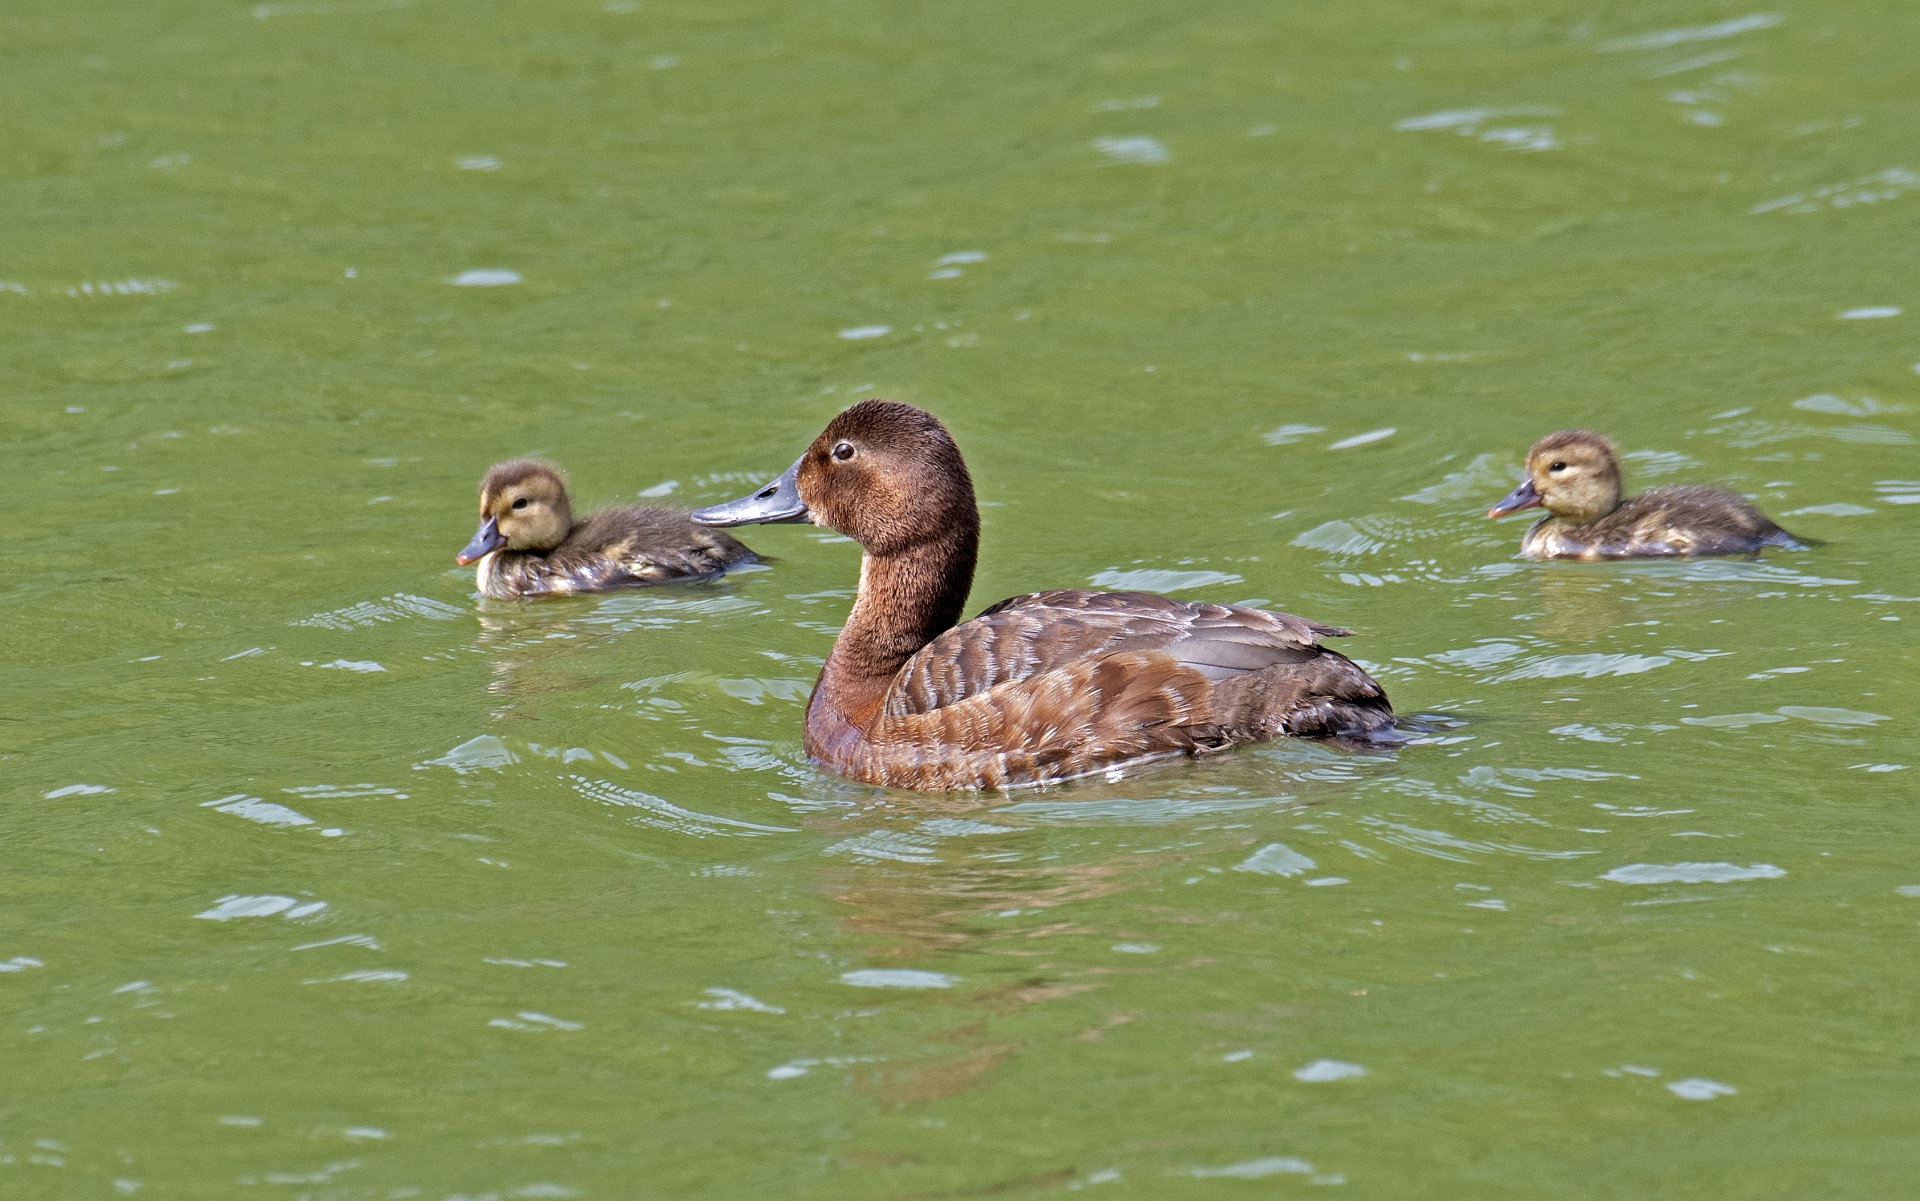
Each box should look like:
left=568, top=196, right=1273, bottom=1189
left=692, top=456, right=810, bottom=527
left=456, top=514, right=506, bottom=565
left=1488, top=477, right=1543, bottom=519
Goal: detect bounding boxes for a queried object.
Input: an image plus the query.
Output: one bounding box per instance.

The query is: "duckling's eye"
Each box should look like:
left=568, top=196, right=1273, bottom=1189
left=512, top=497, right=529, bottom=510
left=1548, top=461, right=1566, bottom=473
left=832, top=441, right=855, bottom=462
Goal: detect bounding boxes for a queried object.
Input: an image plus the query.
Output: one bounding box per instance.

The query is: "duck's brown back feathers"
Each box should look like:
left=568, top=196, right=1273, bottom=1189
left=1524, top=483, right=1804, bottom=560
left=821, top=590, right=1392, bottom=790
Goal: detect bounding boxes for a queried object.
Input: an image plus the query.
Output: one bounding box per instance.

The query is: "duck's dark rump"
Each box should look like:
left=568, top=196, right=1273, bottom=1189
left=485, top=506, right=753, bottom=598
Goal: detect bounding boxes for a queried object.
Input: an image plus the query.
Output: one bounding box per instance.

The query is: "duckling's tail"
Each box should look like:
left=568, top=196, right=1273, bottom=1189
left=1763, top=527, right=1820, bottom=550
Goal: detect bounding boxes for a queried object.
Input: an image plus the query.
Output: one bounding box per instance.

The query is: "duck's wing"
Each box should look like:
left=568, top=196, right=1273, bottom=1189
left=846, top=590, right=1389, bottom=790
left=883, top=589, right=1354, bottom=717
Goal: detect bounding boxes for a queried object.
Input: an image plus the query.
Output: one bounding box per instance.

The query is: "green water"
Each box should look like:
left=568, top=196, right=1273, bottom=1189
left=5, top=0, right=1918, bottom=1195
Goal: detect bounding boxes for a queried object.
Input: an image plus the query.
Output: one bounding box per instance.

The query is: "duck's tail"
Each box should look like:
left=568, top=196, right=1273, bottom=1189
left=1298, top=707, right=1467, bottom=752
left=1281, top=695, right=1399, bottom=742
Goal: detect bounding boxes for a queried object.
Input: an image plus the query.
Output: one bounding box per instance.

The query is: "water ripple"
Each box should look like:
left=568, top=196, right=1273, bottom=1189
left=570, top=776, right=797, bottom=837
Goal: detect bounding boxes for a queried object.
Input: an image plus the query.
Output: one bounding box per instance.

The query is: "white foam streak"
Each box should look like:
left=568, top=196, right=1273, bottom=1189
left=1293, top=1058, right=1367, bottom=1082
left=1087, top=568, right=1243, bottom=592
left=201, top=794, right=314, bottom=828
left=1601, top=863, right=1784, bottom=884
left=1092, top=136, right=1170, bottom=164
left=840, top=969, right=955, bottom=989
left=1598, top=13, right=1781, bottom=52
left=255, top=0, right=413, bottom=15
left=194, top=895, right=329, bottom=921
left=1187, top=1157, right=1316, bottom=1178
left=1233, top=843, right=1315, bottom=876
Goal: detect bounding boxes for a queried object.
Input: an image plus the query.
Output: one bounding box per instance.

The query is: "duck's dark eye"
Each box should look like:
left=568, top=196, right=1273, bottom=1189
left=1548, top=461, right=1566, bottom=473
left=512, top=497, right=529, bottom=510
left=832, top=441, right=855, bottom=462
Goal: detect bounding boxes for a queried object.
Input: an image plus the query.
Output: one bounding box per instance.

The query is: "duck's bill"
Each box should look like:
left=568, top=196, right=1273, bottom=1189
left=691, top=456, right=810, bottom=526
left=455, top=515, right=506, bottom=565
left=1488, top=478, right=1543, bottom=519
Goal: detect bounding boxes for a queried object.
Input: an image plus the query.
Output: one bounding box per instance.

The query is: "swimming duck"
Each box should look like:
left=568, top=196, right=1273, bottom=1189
left=455, top=459, right=754, bottom=599
left=691, top=400, right=1396, bottom=791
left=1488, top=430, right=1805, bottom=560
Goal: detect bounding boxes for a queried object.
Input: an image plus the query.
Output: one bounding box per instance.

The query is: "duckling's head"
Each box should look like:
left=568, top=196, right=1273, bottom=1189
left=1488, top=429, right=1623, bottom=525
left=456, top=459, right=574, bottom=564
left=690, top=399, right=977, bottom=556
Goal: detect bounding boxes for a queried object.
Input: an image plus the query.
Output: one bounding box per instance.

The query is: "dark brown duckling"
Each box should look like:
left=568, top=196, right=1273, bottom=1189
left=1488, top=429, right=1805, bottom=561
left=455, top=459, right=754, bottom=600
left=691, top=400, right=1396, bottom=792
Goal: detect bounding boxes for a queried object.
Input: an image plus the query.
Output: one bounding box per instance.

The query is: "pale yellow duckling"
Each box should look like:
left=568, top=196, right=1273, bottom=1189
left=1488, top=430, right=1804, bottom=560
left=455, top=459, right=754, bottom=599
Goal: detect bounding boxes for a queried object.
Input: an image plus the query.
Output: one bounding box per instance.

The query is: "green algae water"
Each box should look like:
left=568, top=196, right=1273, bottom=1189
left=4, top=0, right=1918, bottom=1195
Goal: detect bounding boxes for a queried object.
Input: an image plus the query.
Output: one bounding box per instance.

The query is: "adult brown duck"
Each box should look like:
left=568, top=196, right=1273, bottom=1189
left=456, top=459, right=754, bottom=599
left=1488, top=430, right=1805, bottom=560
left=691, top=400, right=1397, bottom=791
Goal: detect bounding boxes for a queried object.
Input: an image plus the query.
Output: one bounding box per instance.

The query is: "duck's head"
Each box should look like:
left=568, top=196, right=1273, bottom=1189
left=1488, top=429, right=1623, bottom=525
left=691, top=399, right=976, bottom=554
left=456, top=459, right=574, bottom=564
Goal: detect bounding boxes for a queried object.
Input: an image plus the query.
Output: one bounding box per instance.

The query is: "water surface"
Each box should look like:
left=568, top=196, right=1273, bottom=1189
left=4, top=0, right=1918, bottom=1196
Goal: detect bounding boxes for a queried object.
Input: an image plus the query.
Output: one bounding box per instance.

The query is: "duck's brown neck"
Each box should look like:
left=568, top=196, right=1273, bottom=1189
left=827, top=525, right=978, bottom=686
left=805, top=527, right=975, bottom=759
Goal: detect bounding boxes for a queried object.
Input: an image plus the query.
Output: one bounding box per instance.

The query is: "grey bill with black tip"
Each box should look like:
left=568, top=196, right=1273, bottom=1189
left=1487, top=477, right=1543, bottom=519
left=690, top=456, right=811, bottom=527
left=456, top=514, right=506, bottom=565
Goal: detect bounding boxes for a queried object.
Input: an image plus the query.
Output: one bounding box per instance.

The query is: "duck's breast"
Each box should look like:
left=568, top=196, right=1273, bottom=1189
left=480, top=552, right=580, bottom=598
left=1525, top=511, right=1693, bottom=560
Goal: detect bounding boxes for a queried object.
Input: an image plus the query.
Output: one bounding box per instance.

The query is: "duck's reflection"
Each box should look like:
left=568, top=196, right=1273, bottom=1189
left=1524, top=567, right=1645, bottom=642
left=801, top=766, right=1351, bottom=1105
left=470, top=580, right=751, bottom=715
left=819, top=848, right=1149, bottom=1105
left=472, top=602, right=614, bottom=716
